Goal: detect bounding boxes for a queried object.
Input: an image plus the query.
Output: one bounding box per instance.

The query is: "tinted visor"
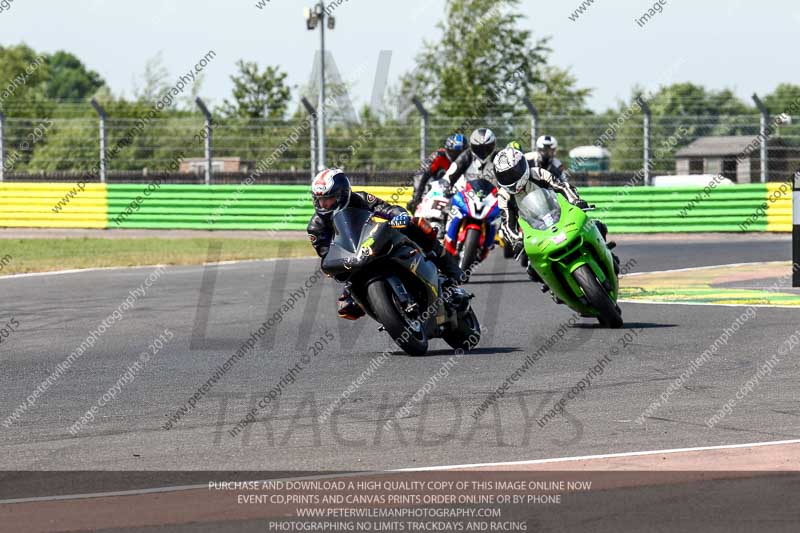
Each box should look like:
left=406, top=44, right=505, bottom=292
left=445, top=148, right=462, bottom=161
left=495, top=155, right=529, bottom=189
left=314, top=196, right=337, bottom=211
left=472, top=143, right=495, bottom=161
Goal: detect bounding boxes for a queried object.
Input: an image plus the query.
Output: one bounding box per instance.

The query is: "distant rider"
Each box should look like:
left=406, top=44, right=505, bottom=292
left=441, top=128, right=500, bottom=190
left=407, top=133, right=467, bottom=213
left=307, top=168, right=465, bottom=320
left=529, top=135, right=566, bottom=180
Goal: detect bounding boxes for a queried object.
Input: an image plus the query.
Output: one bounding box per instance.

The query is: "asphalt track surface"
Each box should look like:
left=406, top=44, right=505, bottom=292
left=0, top=233, right=797, bottom=478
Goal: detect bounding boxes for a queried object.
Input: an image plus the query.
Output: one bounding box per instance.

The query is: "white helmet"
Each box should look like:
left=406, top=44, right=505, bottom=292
left=536, top=135, right=558, bottom=151
left=494, top=148, right=530, bottom=194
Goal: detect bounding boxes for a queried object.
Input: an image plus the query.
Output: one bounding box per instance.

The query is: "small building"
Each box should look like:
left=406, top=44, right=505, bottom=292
left=180, top=157, right=244, bottom=174
left=674, top=136, right=796, bottom=183
left=569, top=146, right=611, bottom=172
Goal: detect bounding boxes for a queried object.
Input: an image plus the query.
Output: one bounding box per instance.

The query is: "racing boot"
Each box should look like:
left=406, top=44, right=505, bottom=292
left=595, top=220, right=620, bottom=275
left=431, top=240, right=465, bottom=289
left=337, top=286, right=365, bottom=320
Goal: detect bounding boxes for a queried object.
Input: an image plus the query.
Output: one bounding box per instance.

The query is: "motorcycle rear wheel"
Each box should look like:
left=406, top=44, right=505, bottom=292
left=442, top=307, right=481, bottom=352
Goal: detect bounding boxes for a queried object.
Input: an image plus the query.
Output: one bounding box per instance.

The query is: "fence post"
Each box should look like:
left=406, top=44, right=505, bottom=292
left=794, top=170, right=800, bottom=287
left=640, top=95, right=652, bottom=186
left=90, top=98, right=107, bottom=183
left=301, top=97, right=318, bottom=177
left=195, top=97, right=213, bottom=185
left=411, top=96, right=429, bottom=166
left=523, top=96, right=539, bottom=150
left=753, top=93, right=769, bottom=183
left=0, top=111, right=5, bottom=182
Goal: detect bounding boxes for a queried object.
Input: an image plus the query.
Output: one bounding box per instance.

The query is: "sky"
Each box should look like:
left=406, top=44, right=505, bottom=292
left=1, top=0, right=799, bottom=112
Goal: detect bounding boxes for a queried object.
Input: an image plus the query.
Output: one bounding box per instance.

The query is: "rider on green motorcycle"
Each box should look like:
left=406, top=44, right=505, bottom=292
left=493, top=147, right=618, bottom=279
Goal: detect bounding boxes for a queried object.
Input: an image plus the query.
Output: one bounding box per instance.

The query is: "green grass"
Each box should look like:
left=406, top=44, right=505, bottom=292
left=0, top=238, right=315, bottom=276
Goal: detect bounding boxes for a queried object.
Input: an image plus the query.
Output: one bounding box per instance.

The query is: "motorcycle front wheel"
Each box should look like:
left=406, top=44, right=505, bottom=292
left=459, top=228, right=482, bottom=274
left=573, top=265, right=623, bottom=328
left=367, top=279, right=429, bottom=356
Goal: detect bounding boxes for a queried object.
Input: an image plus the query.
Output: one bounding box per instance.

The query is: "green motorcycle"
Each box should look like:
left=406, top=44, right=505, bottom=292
left=516, top=184, right=623, bottom=328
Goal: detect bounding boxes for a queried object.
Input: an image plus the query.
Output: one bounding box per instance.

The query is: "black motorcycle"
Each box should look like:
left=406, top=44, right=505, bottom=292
left=322, top=207, right=481, bottom=356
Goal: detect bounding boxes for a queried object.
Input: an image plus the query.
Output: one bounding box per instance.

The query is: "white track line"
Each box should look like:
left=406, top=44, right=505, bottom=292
left=0, top=257, right=317, bottom=281
left=618, top=299, right=800, bottom=309
left=2, top=438, right=799, bottom=505
left=623, top=261, right=786, bottom=277
left=396, top=437, right=800, bottom=471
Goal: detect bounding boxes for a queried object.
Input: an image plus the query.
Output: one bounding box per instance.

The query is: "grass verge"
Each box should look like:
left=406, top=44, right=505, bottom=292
left=0, top=238, right=314, bottom=276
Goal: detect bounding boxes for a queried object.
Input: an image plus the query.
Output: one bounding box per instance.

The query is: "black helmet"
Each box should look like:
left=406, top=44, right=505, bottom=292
left=494, top=148, right=530, bottom=194
left=444, top=133, right=466, bottom=161
left=469, top=128, right=496, bottom=162
left=311, top=168, right=351, bottom=215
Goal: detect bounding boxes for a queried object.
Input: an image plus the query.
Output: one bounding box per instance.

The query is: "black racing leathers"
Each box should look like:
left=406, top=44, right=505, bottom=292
left=307, top=191, right=463, bottom=283
left=441, top=149, right=499, bottom=187
left=307, top=191, right=406, bottom=258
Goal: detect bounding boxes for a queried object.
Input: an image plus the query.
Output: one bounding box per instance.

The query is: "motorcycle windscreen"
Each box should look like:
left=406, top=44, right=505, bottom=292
left=466, top=178, right=495, bottom=198
left=331, top=208, right=374, bottom=253
left=517, top=185, right=562, bottom=230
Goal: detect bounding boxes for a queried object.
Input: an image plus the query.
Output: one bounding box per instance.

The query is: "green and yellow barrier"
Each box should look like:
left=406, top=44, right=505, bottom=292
left=0, top=182, right=790, bottom=232
left=0, top=182, right=107, bottom=229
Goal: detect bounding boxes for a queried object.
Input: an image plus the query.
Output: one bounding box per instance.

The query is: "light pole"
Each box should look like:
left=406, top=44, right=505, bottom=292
left=305, top=3, right=335, bottom=170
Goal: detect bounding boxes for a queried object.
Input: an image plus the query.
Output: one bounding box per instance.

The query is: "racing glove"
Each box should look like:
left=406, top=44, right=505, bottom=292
left=389, top=213, right=412, bottom=229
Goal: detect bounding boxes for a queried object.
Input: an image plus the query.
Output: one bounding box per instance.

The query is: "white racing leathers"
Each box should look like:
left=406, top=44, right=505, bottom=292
left=498, top=163, right=582, bottom=242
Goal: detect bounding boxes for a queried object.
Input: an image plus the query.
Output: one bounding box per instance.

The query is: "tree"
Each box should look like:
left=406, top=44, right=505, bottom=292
left=45, top=51, right=104, bottom=101
left=604, top=84, right=755, bottom=172
left=220, top=60, right=291, bottom=119
left=398, top=0, right=591, bottom=119
left=762, top=84, right=800, bottom=147
left=133, top=51, right=171, bottom=102
left=0, top=44, right=51, bottom=117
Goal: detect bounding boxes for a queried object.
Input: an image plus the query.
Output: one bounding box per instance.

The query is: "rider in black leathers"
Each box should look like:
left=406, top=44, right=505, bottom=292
left=308, top=168, right=464, bottom=320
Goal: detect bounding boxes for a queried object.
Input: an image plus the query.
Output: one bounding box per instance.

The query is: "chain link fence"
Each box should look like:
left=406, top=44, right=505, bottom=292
left=1, top=105, right=799, bottom=185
